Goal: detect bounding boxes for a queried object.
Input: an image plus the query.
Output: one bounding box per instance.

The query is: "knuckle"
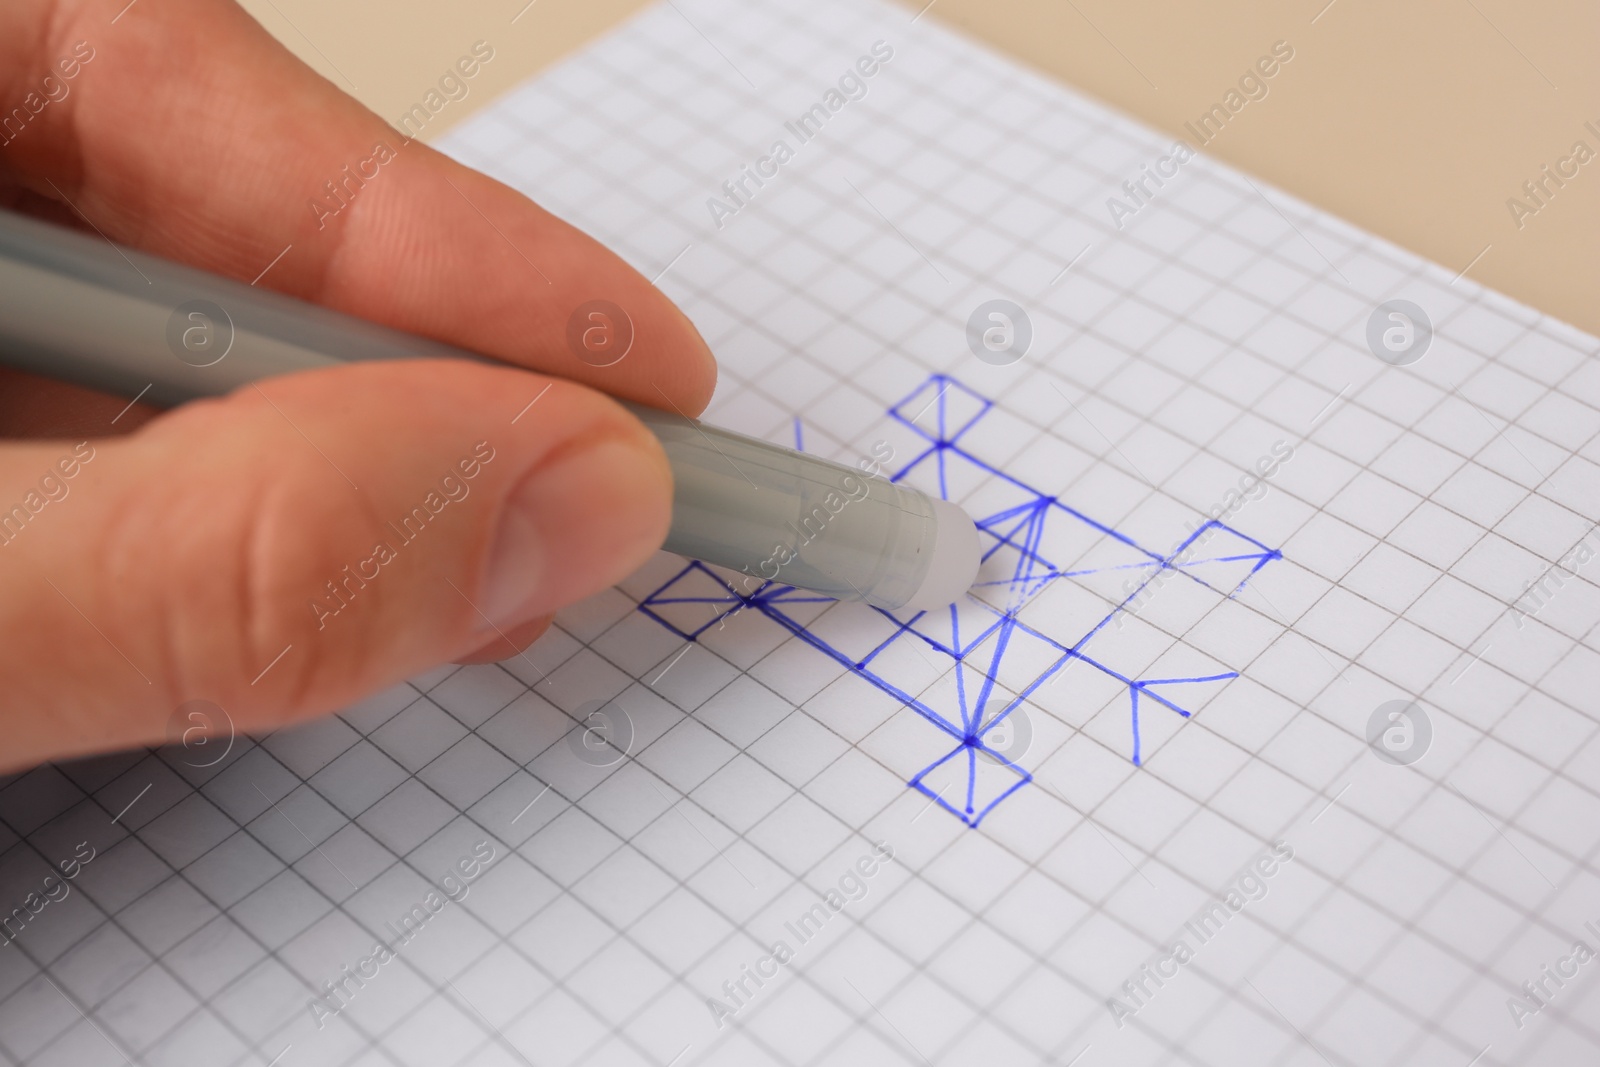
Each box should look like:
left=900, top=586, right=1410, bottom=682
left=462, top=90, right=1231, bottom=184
left=110, top=431, right=391, bottom=714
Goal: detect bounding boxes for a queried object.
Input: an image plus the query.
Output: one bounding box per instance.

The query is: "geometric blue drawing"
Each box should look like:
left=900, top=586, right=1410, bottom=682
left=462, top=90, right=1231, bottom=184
left=639, top=375, right=1281, bottom=827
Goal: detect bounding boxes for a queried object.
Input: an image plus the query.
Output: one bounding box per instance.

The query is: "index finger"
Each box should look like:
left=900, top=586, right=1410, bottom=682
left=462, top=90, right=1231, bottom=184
left=0, top=0, right=716, bottom=413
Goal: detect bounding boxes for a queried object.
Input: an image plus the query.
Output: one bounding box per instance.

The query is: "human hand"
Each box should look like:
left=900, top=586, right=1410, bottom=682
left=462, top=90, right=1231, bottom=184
left=0, top=0, right=716, bottom=770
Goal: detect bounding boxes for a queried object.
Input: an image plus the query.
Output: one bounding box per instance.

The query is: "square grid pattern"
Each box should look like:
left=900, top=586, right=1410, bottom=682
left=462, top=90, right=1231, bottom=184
left=3, top=1, right=1600, bottom=1065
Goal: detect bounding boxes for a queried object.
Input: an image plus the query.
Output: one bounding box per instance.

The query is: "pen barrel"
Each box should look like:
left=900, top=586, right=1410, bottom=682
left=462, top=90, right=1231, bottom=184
left=0, top=209, right=444, bottom=403
left=629, top=406, right=935, bottom=611
left=0, top=209, right=950, bottom=612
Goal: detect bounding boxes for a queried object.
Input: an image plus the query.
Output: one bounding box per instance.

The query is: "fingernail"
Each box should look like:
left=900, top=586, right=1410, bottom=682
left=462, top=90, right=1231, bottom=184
left=479, top=436, right=669, bottom=629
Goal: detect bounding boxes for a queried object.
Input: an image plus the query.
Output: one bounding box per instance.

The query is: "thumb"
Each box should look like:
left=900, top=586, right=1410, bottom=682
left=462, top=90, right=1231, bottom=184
left=0, top=361, right=669, bottom=770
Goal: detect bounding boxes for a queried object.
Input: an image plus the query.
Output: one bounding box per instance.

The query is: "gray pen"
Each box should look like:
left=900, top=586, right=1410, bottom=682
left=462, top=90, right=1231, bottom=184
left=0, top=209, right=980, bottom=612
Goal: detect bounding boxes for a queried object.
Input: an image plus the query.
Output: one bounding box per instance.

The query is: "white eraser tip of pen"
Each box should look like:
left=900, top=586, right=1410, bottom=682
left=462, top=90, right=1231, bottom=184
left=902, top=498, right=982, bottom=612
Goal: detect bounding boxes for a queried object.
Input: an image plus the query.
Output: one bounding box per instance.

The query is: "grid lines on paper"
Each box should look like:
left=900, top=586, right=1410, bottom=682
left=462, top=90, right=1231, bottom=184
left=2, top=1, right=1600, bottom=1066
left=441, top=4, right=1600, bottom=1062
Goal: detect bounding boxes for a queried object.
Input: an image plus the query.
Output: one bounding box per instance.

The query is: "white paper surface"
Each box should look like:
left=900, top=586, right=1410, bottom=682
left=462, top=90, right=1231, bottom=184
left=3, top=1, right=1599, bottom=1064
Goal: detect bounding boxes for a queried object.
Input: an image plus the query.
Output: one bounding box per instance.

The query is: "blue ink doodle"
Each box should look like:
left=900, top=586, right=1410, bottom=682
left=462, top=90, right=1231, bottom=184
left=639, top=376, right=1281, bottom=827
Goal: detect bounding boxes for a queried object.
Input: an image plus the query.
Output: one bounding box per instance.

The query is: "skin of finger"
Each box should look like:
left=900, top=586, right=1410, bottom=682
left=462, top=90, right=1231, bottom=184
left=0, top=0, right=715, bottom=419
left=0, top=361, right=669, bottom=770
left=454, top=615, right=553, bottom=665
left=0, top=367, right=159, bottom=439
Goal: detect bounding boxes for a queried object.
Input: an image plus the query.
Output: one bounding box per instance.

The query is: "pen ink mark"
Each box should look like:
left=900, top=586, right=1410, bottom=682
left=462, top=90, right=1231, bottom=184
left=637, top=375, right=1281, bottom=827
left=906, top=381, right=951, bottom=429
left=911, top=784, right=949, bottom=822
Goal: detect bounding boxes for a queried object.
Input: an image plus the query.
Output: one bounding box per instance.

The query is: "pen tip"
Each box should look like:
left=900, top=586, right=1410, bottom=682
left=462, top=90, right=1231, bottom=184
left=903, top=498, right=981, bottom=611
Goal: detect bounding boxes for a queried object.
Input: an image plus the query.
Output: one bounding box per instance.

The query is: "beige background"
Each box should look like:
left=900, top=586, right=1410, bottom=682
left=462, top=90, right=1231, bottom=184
left=241, top=0, right=1599, bottom=336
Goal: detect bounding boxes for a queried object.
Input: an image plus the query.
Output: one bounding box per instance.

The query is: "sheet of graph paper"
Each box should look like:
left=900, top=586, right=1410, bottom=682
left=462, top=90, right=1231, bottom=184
left=5, top=0, right=1600, bottom=1064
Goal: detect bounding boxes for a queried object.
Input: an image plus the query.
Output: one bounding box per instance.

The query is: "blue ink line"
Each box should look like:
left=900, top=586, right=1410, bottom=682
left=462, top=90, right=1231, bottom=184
left=638, top=374, right=1281, bottom=826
